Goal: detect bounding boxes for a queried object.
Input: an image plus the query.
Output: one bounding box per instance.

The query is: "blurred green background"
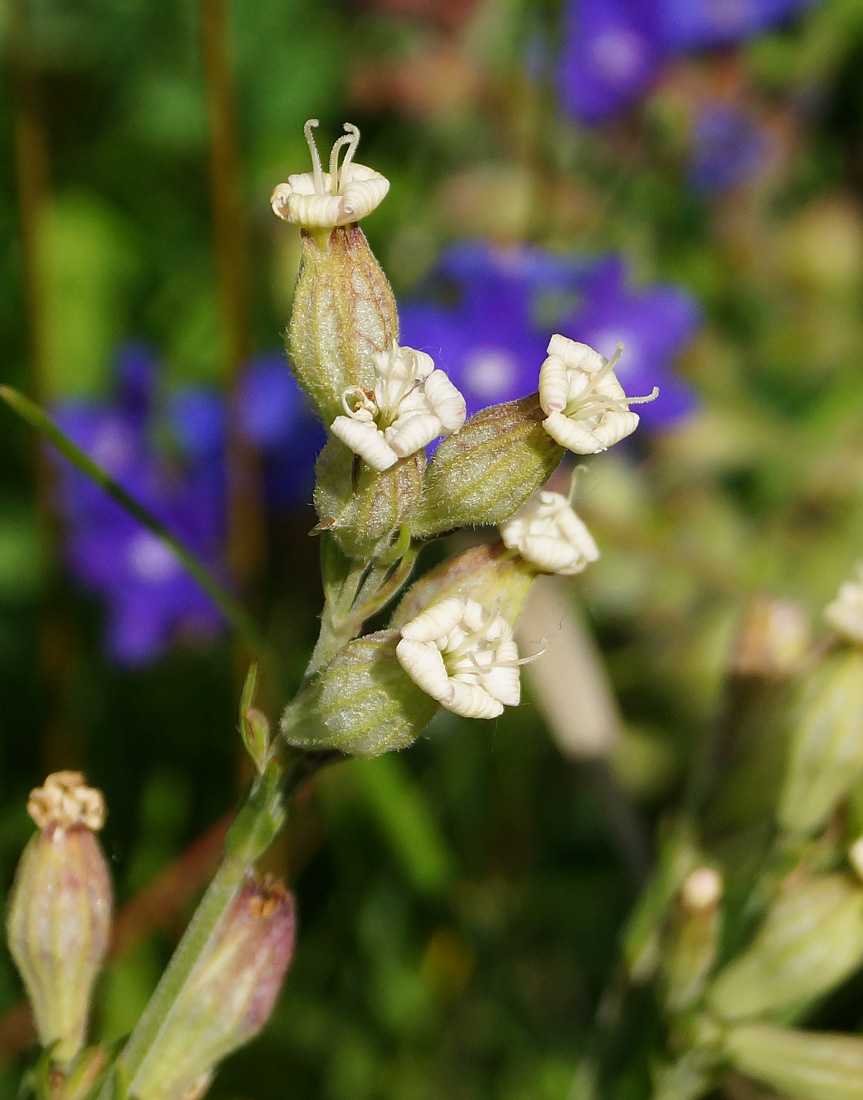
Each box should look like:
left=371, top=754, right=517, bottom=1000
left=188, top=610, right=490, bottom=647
left=4, top=0, right=863, bottom=1097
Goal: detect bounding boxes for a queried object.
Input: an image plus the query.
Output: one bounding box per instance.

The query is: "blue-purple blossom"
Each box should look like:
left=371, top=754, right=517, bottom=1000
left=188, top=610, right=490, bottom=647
left=558, top=0, right=664, bottom=124
left=236, top=357, right=326, bottom=509
left=51, top=346, right=321, bottom=666
left=559, top=0, right=816, bottom=123
left=400, top=243, right=699, bottom=426
left=688, top=102, right=770, bottom=195
left=53, top=347, right=227, bottom=666
left=659, top=0, right=815, bottom=50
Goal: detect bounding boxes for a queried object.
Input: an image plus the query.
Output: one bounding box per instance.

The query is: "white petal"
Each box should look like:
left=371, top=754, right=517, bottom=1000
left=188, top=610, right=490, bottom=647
left=330, top=415, right=398, bottom=470
left=592, top=410, right=639, bottom=449
left=395, top=638, right=452, bottom=701
left=481, top=663, right=521, bottom=708
left=446, top=681, right=504, bottom=719
left=270, top=163, right=389, bottom=229
left=541, top=412, right=606, bottom=454
left=538, top=353, right=571, bottom=415
left=423, top=370, right=467, bottom=433
left=385, top=410, right=442, bottom=458
left=399, top=597, right=468, bottom=644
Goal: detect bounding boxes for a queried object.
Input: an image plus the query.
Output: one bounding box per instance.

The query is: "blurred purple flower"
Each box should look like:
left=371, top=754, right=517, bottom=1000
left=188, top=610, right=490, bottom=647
left=559, top=0, right=816, bottom=123
left=53, top=346, right=227, bottom=666
left=688, top=102, right=770, bottom=194
left=400, top=242, right=699, bottom=427
left=236, top=356, right=326, bottom=509
left=558, top=0, right=664, bottom=123
left=660, top=0, right=815, bottom=50
left=51, top=346, right=322, bottom=666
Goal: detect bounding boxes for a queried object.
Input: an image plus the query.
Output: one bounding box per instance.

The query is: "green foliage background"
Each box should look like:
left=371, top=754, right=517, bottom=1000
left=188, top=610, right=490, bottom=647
left=4, top=0, right=863, bottom=1097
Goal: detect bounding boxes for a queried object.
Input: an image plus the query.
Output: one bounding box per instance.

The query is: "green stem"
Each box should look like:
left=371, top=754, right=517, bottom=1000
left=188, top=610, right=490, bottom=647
left=0, top=385, right=272, bottom=661
left=116, top=731, right=334, bottom=1093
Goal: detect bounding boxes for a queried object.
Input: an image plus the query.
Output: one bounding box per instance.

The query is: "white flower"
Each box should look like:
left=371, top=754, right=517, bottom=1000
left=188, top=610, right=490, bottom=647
left=538, top=334, right=657, bottom=454
left=330, top=343, right=466, bottom=470
left=500, top=490, right=599, bottom=575
left=396, top=597, right=521, bottom=719
left=270, top=119, right=389, bottom=230
left=825, top=564, right=863, bottom=646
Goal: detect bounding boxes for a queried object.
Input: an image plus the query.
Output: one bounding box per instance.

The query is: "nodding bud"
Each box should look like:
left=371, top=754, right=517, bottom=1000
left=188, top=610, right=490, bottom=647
left=660, top=868, right=723, bottom=1016
left=707, top=872, right=863, bottom=1022
left=128, top=876, right=297, bottom=1100
left=777, top=648, right=863, bottom=837
left=6, top=772, right=112, bottom=1066
left=724, top=1024, right=863, bottom=1100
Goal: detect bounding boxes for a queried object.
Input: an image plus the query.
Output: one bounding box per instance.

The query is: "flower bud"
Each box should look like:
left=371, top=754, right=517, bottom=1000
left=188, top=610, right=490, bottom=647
left=777, top=649, right=863, bottom=836
left=390, top=542, right=535, bottom=633
left=661, top=868, right=723, bottom=1015
left=273, top=122, right=397, bottom=424
left=281, top=631, right=439, bottom=757
left=707, top=872, right=863, bottom=1021
left=314, top=439, right=424, bottom=560
left=724, top=1024, right=863, bottom=1100
left=128, top=876, right=297, bottom=1100
left=412, top=396, right=564, bottom=539
left=825, top=563, right=863, bottom=647
left=6, top=772, right=112, bottom=1065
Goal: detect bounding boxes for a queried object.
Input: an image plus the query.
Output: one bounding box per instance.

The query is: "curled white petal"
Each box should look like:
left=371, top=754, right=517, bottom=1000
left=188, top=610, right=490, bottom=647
left=396, top=597, right=522, bottom=720
left=330, top=415, right=398, bottom=470
left=270, top=121, right=389, bottom=229
left=825, top=564, right=863, bottom=646
left=501, top=490, right=600, bottom=575
left=538, top=334, right=652, bottom=455
left=422, top=370, right=467, bottom=433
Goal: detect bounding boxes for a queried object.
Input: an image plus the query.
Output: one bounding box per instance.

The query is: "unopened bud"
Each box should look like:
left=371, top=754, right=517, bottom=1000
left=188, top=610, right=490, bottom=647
left=825, top=564, right=863, bottom=647
left=730, top=594, right=810, bottom=679
left=724, top=1024, right=863, bottom=1100
left=777, top=649, right=863, bottom=836
left=128, top=876, right=297, bottom=1100
left=411, top=396, right=564, bottom=539
left=281, top=631, right=440, bottom=757
left=661, top=868, right=723, bottom=1015
left=707, top=872, right=863, bottom=1021
left=314, top=441, right=424, bottom=560
left=6, top=772, right=112, bottom=1065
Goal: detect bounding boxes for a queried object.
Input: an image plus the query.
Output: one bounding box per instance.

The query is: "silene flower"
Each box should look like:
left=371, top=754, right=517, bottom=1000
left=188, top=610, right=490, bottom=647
left=396, top=597, right=521, bottom=719
left=500, top=489, right=600, bottom=575
left=538, top=334, right=657, bottom=453
left=824, top=564, right=863, bottom=647
left=330, top=342, right=466, bottom=471
left=270, top=119, right=389, bottom=232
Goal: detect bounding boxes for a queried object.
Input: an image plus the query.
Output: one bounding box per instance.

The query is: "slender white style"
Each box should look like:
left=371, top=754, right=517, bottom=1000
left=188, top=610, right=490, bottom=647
left=331, top=343, right=466, bottom=470
left=824, top=563, right=863, bottom=646
left=538, top=334, right=657, bottom=453
left=396, top=597, right=521, bottom=719
left=500, top=490, right=600, bottom=575
left=270, top=120, right=389, bottom=230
